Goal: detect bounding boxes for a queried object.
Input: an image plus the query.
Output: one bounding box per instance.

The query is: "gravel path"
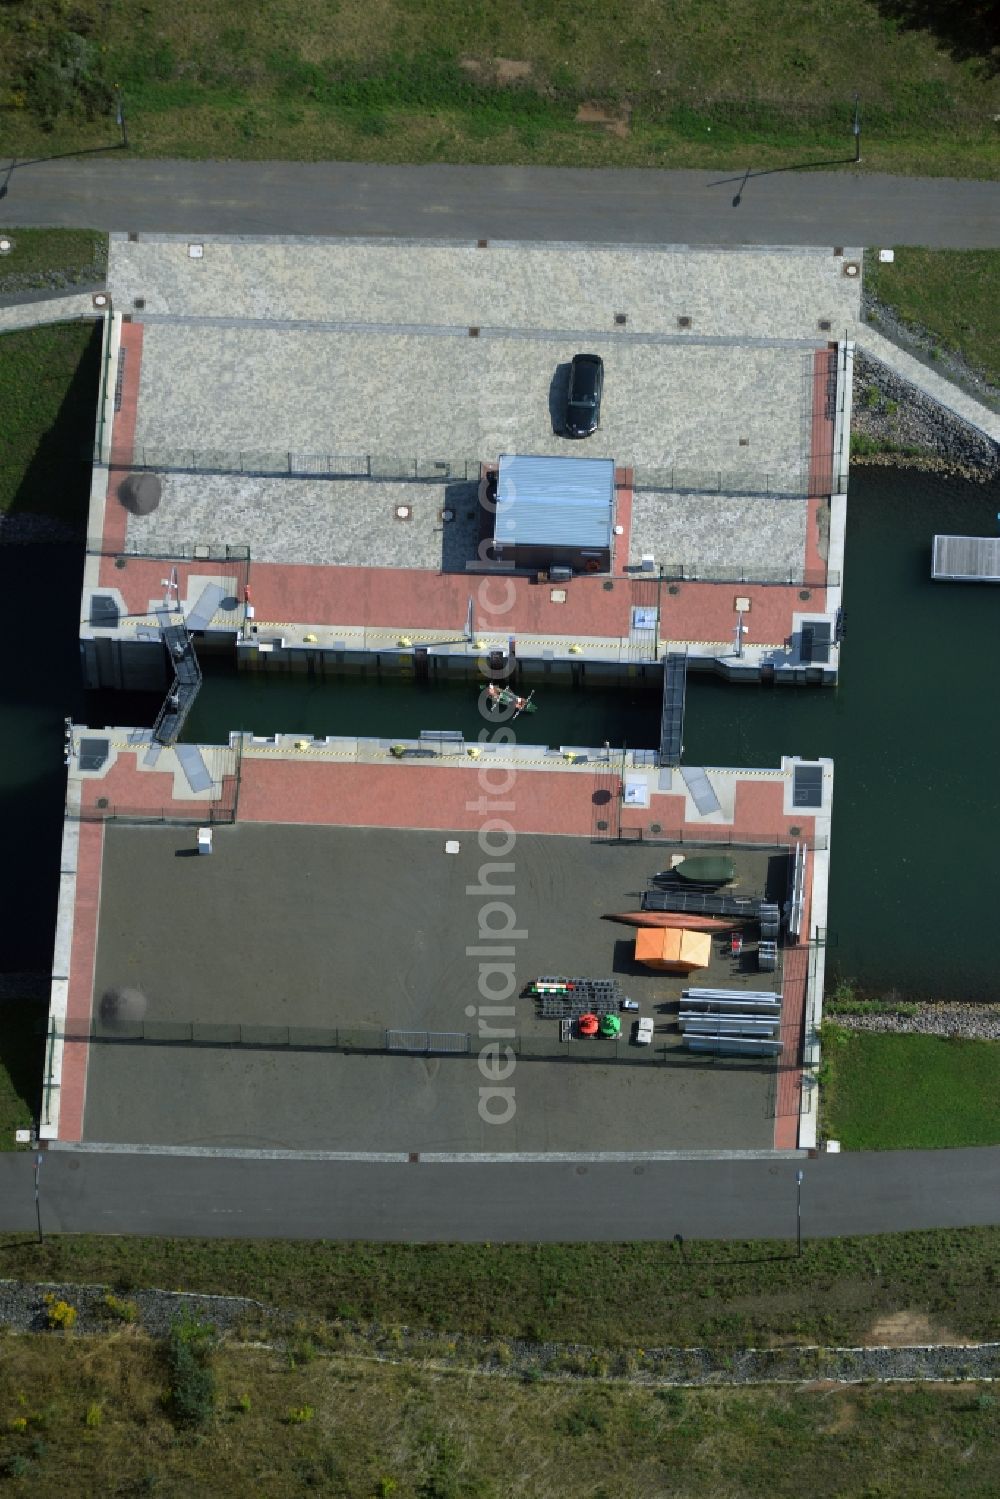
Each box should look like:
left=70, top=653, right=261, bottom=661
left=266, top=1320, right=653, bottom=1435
left=2, top=1280, right=997, bottom=1386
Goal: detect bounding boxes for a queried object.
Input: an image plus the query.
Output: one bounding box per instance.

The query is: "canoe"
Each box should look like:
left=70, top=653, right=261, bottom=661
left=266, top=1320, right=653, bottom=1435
left=665, top=855, right=735, bottom=885
left=604, top=912, right=738, bottom=933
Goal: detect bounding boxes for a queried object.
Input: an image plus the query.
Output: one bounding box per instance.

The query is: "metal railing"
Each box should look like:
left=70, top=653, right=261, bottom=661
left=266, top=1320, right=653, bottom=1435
left=75, top=795, right=240, bottom=827
left=101, top=444, right=821, bottom=499
left=609, top=826, right=829, bottom=851
left=632, top=465, right=808, bottom=497
left=46, top=1017, right=798, bottom=1080
left=85, top=535, right=250, bottom=564
left=655, top=563, right=838, bottom=587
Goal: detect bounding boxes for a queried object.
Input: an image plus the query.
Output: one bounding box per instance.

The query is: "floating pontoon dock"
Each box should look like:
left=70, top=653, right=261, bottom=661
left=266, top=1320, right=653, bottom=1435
left=931, top=535, right=1000, bottom=583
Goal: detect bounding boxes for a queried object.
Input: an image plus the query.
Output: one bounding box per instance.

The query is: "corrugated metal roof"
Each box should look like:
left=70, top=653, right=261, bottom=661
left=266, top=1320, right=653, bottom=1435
left=495, top=455, right=614, bottom=549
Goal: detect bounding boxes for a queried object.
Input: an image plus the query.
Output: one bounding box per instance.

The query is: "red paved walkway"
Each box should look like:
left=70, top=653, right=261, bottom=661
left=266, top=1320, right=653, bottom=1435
left=74, top=745, right=817, bottom=847
left=97, top=558, right=821, bottom=651
left=59, top=820, right=104, bottom=1143
left=808, top=346, right=836, bottom=500
left=102, top=319, right=144, bottom=554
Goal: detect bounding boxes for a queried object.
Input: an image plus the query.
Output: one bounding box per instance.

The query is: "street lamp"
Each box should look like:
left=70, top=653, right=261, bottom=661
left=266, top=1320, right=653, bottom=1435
left=851, top=94, right=861, bottom=164
left=795, top=1169, right=804, bottom=1257
left=115, top=85, right=128, bottom=149
left=34, top=1151, right=44, bottom=1245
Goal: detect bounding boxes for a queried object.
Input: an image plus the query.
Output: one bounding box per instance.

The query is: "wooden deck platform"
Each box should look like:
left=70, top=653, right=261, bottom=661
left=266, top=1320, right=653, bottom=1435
left=931, top=534, right=1000, bottom=583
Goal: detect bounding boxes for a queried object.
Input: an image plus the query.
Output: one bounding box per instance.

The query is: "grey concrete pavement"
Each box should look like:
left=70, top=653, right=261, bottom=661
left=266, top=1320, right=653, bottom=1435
left=1, top=1145, right=998, bottom=1241
left=0, top=289, right=101, bottom=332
left=2, top=159, right=999, bottom=247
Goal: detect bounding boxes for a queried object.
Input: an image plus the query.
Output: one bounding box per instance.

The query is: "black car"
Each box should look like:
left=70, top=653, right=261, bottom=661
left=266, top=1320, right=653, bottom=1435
left=564, top=353, right=604, bottom=438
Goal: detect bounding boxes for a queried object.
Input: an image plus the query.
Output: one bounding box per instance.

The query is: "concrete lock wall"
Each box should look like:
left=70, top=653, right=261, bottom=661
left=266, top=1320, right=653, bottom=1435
left=80, top=636, right=170, bottom=692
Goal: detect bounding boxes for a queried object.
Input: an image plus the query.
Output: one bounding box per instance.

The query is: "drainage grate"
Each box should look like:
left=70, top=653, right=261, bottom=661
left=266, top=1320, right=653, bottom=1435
left=128, top=231, right=139, bottom=242
left=738, top=437, right=749, bottom=447
left=113, top=348, right=127, bottom=411
left=468, top=326, right=480, bottom=337
left=477, top=239, right=488, bottom=249
left=677, top=315, right=692, bottom=328
left=818, top=318, right=831, bottom=331
left=614, top=312, right=627, bottom=325
left=133, top=296, right=145, bottom=310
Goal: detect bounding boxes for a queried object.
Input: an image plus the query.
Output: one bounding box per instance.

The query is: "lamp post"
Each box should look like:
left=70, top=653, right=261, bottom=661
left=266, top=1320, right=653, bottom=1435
left=115, top=86, right=128, bottom=149
left=795, top=1168, right=804, bottom=1257
left=851, top=94, right=861, bottom=164
left=34, top=1151, right=44, bottom=1245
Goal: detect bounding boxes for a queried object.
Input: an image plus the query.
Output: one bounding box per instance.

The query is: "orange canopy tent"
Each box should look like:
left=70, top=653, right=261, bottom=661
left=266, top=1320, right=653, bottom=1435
left=634, top=926, right=711, bottom=973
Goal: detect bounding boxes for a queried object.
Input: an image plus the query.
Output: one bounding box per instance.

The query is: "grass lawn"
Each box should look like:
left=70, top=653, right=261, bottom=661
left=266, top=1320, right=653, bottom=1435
left=865, top=249, right=1000, bottom=389
left=822, top=1029, right=1000, bottom=1150
left=0, top=229, right=107, bottom=298
left=0, top=321, right=102, bottom=522
left=0, top=1336, right=997, bottom=1497
left=0, top=1000, right=47, bottom=1145
left=1, top=0, right=997, bottom=176
left=1, top=1226, right=998, bottom=1348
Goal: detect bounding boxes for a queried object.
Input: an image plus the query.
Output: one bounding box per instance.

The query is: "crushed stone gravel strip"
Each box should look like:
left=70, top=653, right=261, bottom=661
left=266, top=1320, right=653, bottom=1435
left=827, top=1004, right=1000, bottom=1040
left=851, top=347, right=999, bottom=480
left=1, top=1281, right=997, bottom=1386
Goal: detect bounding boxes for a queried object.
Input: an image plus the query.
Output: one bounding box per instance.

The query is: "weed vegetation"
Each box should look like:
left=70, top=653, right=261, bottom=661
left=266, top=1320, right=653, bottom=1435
left=1, top=0, right=997, bottom=175
left=0, top=1334, right=997, bottom=1496
left=0, top=322, right=100, bottom=520
left=0, top=999, right=46, bottom=1143
left=822, top=1028, right=1000, bottom=1149
left=1, top=1226, right=998, bottom=1348
left=866, top=249, right=1000, bottom=388
left=0, top=229, right=107, bottom=298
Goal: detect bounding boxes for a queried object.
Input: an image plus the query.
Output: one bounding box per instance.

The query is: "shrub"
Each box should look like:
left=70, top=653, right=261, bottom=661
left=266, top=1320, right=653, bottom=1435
left=101, top=1292, right=139, bottom=1324
left=84, top=1404, right=102, bottom=1430
left=286, top=1405, right=315, bottom=1424
left=43, top=1294, right=77, bottom=1331
left=19, top=27, right=115, bottom=130
left=165, top=1313, right=217, bottom=1428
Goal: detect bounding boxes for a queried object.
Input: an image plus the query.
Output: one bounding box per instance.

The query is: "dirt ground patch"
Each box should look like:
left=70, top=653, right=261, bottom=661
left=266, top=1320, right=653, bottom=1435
left=458, top=56, right=534, bottom=86
left=495, top=57, right=533, bottom=84
left=576, top=100, right=632, bottom=139
left=866, top=1310, right=964, bottom=1347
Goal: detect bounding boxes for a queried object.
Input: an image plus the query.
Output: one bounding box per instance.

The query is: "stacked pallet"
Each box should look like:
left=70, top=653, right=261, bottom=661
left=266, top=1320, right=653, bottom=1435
left=679, top=987, right=783, bottom=1056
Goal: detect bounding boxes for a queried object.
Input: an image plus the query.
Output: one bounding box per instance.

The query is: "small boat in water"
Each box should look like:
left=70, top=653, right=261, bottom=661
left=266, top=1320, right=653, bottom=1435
left=604, top=912, right=738, bottom=933
left=485, top=683, right=537, bottom=717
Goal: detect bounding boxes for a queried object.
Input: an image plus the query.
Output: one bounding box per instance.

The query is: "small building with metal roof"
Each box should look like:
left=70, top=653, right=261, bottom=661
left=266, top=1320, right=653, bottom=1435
left=492, top=454, right=616, bottom=575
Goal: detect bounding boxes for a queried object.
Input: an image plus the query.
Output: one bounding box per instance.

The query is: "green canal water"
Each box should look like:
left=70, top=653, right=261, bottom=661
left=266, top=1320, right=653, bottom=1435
left=3, top=468, right=998, bottom=1000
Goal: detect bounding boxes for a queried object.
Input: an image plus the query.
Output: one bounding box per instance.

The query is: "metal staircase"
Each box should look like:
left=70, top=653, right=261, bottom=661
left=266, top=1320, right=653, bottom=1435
left=151, top=611, right=203, bottom=746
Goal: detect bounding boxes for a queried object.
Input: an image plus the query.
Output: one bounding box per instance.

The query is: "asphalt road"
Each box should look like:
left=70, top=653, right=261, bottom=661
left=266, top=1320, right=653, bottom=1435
left=2, top=157, right=999, bottom=247
left=1, top=1146, right=998, bottom=1241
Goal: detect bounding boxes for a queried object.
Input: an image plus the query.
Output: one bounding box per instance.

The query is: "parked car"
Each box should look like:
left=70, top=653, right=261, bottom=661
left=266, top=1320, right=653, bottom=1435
left=634, top=1017, right=655, bottom=1045
left=564, top=353, right=604, bottom=438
